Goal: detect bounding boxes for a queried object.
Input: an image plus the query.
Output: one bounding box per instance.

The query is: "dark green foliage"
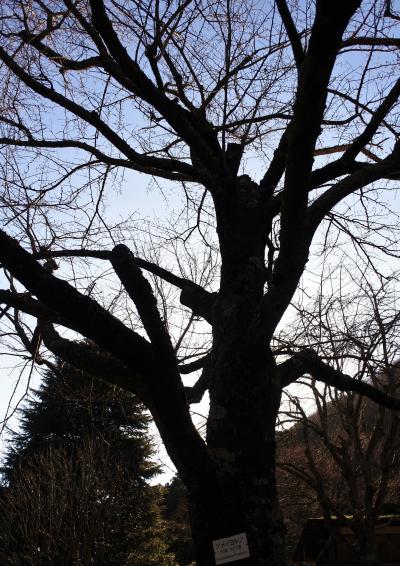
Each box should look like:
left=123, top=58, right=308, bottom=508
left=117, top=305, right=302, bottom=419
left=3, top=361, right=156, bottom=484
left=0, top=361, right=175, bottom=565
left=164, top=475, right=195, bottom=566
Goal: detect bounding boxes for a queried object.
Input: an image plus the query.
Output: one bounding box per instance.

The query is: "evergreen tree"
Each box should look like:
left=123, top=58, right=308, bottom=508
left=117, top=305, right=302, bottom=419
left=164, top=475, right=195, bottom=566
left=0, top=360, right=175, bottom=565
left=3, top=360, right=156, bottom=483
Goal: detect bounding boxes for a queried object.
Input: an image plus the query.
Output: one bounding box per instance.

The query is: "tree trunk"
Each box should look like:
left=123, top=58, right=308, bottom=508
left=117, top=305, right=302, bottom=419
left=185, top=305, right=286, bottom=563
left=187, top=442, right=287, bottom=566
left=185, top=341, right=286, bottom=565
left=180, top=186, right=287, bottom=565
left=358, top=529, right=380, bottom=566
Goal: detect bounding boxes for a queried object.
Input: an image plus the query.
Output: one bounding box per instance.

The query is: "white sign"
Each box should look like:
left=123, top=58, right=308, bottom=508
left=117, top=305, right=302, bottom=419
left=213, top=532, right=250, bottom=564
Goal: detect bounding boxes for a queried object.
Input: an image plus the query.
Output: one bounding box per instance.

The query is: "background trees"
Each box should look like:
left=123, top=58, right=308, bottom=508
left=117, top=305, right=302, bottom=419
left=277, top=270, right=400, bottom=564
left=1, top=1, right=400, bottom=564
left=278, top=386, right=400, bottom=563
left=0, top=362, right=175, bottom=565
left=3, top=359, right=156, bottom=479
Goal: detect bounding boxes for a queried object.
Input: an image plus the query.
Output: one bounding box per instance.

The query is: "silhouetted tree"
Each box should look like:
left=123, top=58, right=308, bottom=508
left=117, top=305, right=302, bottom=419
left=1, top=2, right=400, bottom=564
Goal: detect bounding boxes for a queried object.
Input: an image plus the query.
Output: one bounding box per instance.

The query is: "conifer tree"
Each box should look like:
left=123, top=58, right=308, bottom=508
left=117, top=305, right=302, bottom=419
left=0, top=361, right=175, bottom=565
left=3, top=360, right=155, bottom=481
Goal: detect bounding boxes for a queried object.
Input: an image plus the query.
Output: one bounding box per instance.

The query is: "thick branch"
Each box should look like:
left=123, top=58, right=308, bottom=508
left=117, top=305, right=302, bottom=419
left=276, top=0, right=305, bottom=69
left=18, top=31, right=102, bottom=71
left=0, top=229, right=215, bottom=488
left=308, top=141, right=400, bottom=229
left=262, top=2, right=361, bottom=337
left=0, top=46, right=199, bottom=180
left=310, top=157, right=400, bottom=192
left=34, top=247, right=216, bottom=322
left=341, top=36, right=400, bottom=49
left=0, top=230, right=153, bottom=375
left=278, top=351, right=400, bottom=411
left=107, top=243, right=216, bottom=483
left=0, top=136, right=195, bottom=181
left=20, top=0, right=214, bottom=169
left=340, top=77, right=400, bottom=162
left=314, top=144, right=381, bottom=163
left=0, top=290, right=67, bottom=326
left=88, top=0, right=222, bottom=172
left=40, top=322, right=145, bottom=397
left=110, top=244, right=179, bottom=366
left=309, top=80, right=400, bottom=189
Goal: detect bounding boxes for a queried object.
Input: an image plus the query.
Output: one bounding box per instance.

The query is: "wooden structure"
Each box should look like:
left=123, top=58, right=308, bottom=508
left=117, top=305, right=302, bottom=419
left=292, top=515, right=400, bottom=565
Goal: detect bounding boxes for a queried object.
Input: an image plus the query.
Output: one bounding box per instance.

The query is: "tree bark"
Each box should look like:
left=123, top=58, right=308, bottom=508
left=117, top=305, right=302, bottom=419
left=183, top=191, right=287, bottom=565
left=188, top=468, right=286, bottom=566
left=356, top=525, right=380, bottom=566
left=186, top=346, right=286, bottom=566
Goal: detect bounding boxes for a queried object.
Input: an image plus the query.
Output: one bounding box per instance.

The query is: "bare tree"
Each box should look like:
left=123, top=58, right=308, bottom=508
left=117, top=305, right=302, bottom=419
left=0, top=439, right=175, bottom=566
left=1, top=1, right=400, bottom=564
left=278, top=270, right=400, bottom=565
left=279, top=383, right=400, bottom=565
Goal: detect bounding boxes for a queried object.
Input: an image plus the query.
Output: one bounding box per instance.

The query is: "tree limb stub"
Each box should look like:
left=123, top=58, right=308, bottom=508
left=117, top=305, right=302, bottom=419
left=179, top=353, right=211, bottom=375
left=184, top=354, right=212, bottom=404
